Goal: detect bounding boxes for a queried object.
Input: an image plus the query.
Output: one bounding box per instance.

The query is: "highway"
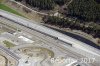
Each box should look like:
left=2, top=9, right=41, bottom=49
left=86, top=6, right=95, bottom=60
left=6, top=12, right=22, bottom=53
left=0, top=9, right=100, bottom=66
left=0, top=18, right=85, bottom=60
left=0, top=9, right=100, bottom=57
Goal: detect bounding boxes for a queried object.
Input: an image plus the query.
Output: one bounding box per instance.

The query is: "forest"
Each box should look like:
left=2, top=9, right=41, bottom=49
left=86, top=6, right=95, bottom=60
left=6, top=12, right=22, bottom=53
left=15, top=0, right=67, bottom=10
left=66, top=0, right=100, bottom=22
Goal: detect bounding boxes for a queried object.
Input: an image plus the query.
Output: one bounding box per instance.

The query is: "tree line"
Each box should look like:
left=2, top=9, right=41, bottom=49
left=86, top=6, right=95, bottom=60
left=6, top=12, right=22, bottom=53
left=15, top=0, right=67, bottom=10
left=43, top=16, right=100, bottom=38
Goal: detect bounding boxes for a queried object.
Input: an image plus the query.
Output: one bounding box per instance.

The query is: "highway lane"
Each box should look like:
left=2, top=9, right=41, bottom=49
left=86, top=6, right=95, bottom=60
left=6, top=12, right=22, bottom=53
left=0, top=17, right=84, bottom=59
left=0, top=16, right=100, bottom=66
left=2, top=18, right=84, bottom=57
left=0, top=9, right=100, bottom=57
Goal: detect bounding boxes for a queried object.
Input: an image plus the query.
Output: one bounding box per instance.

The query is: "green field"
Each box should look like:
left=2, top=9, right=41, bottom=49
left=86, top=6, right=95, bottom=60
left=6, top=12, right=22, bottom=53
left=3, top=40, right=15, bottom=48
left=0, top=3, right=24, bottom=17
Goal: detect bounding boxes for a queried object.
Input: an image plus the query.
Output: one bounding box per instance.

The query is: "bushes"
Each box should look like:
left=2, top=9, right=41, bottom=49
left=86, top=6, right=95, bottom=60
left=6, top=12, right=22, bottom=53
left=43, top=16, right=100, bottom=38
left=16, top=0, right=68, bottom=10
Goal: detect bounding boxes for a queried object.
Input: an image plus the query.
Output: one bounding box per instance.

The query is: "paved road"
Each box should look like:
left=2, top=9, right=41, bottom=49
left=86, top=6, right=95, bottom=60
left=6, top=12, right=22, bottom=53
left=0, top=9, right=100, bottom=57
left=0, top=10, right=100, bottom=66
